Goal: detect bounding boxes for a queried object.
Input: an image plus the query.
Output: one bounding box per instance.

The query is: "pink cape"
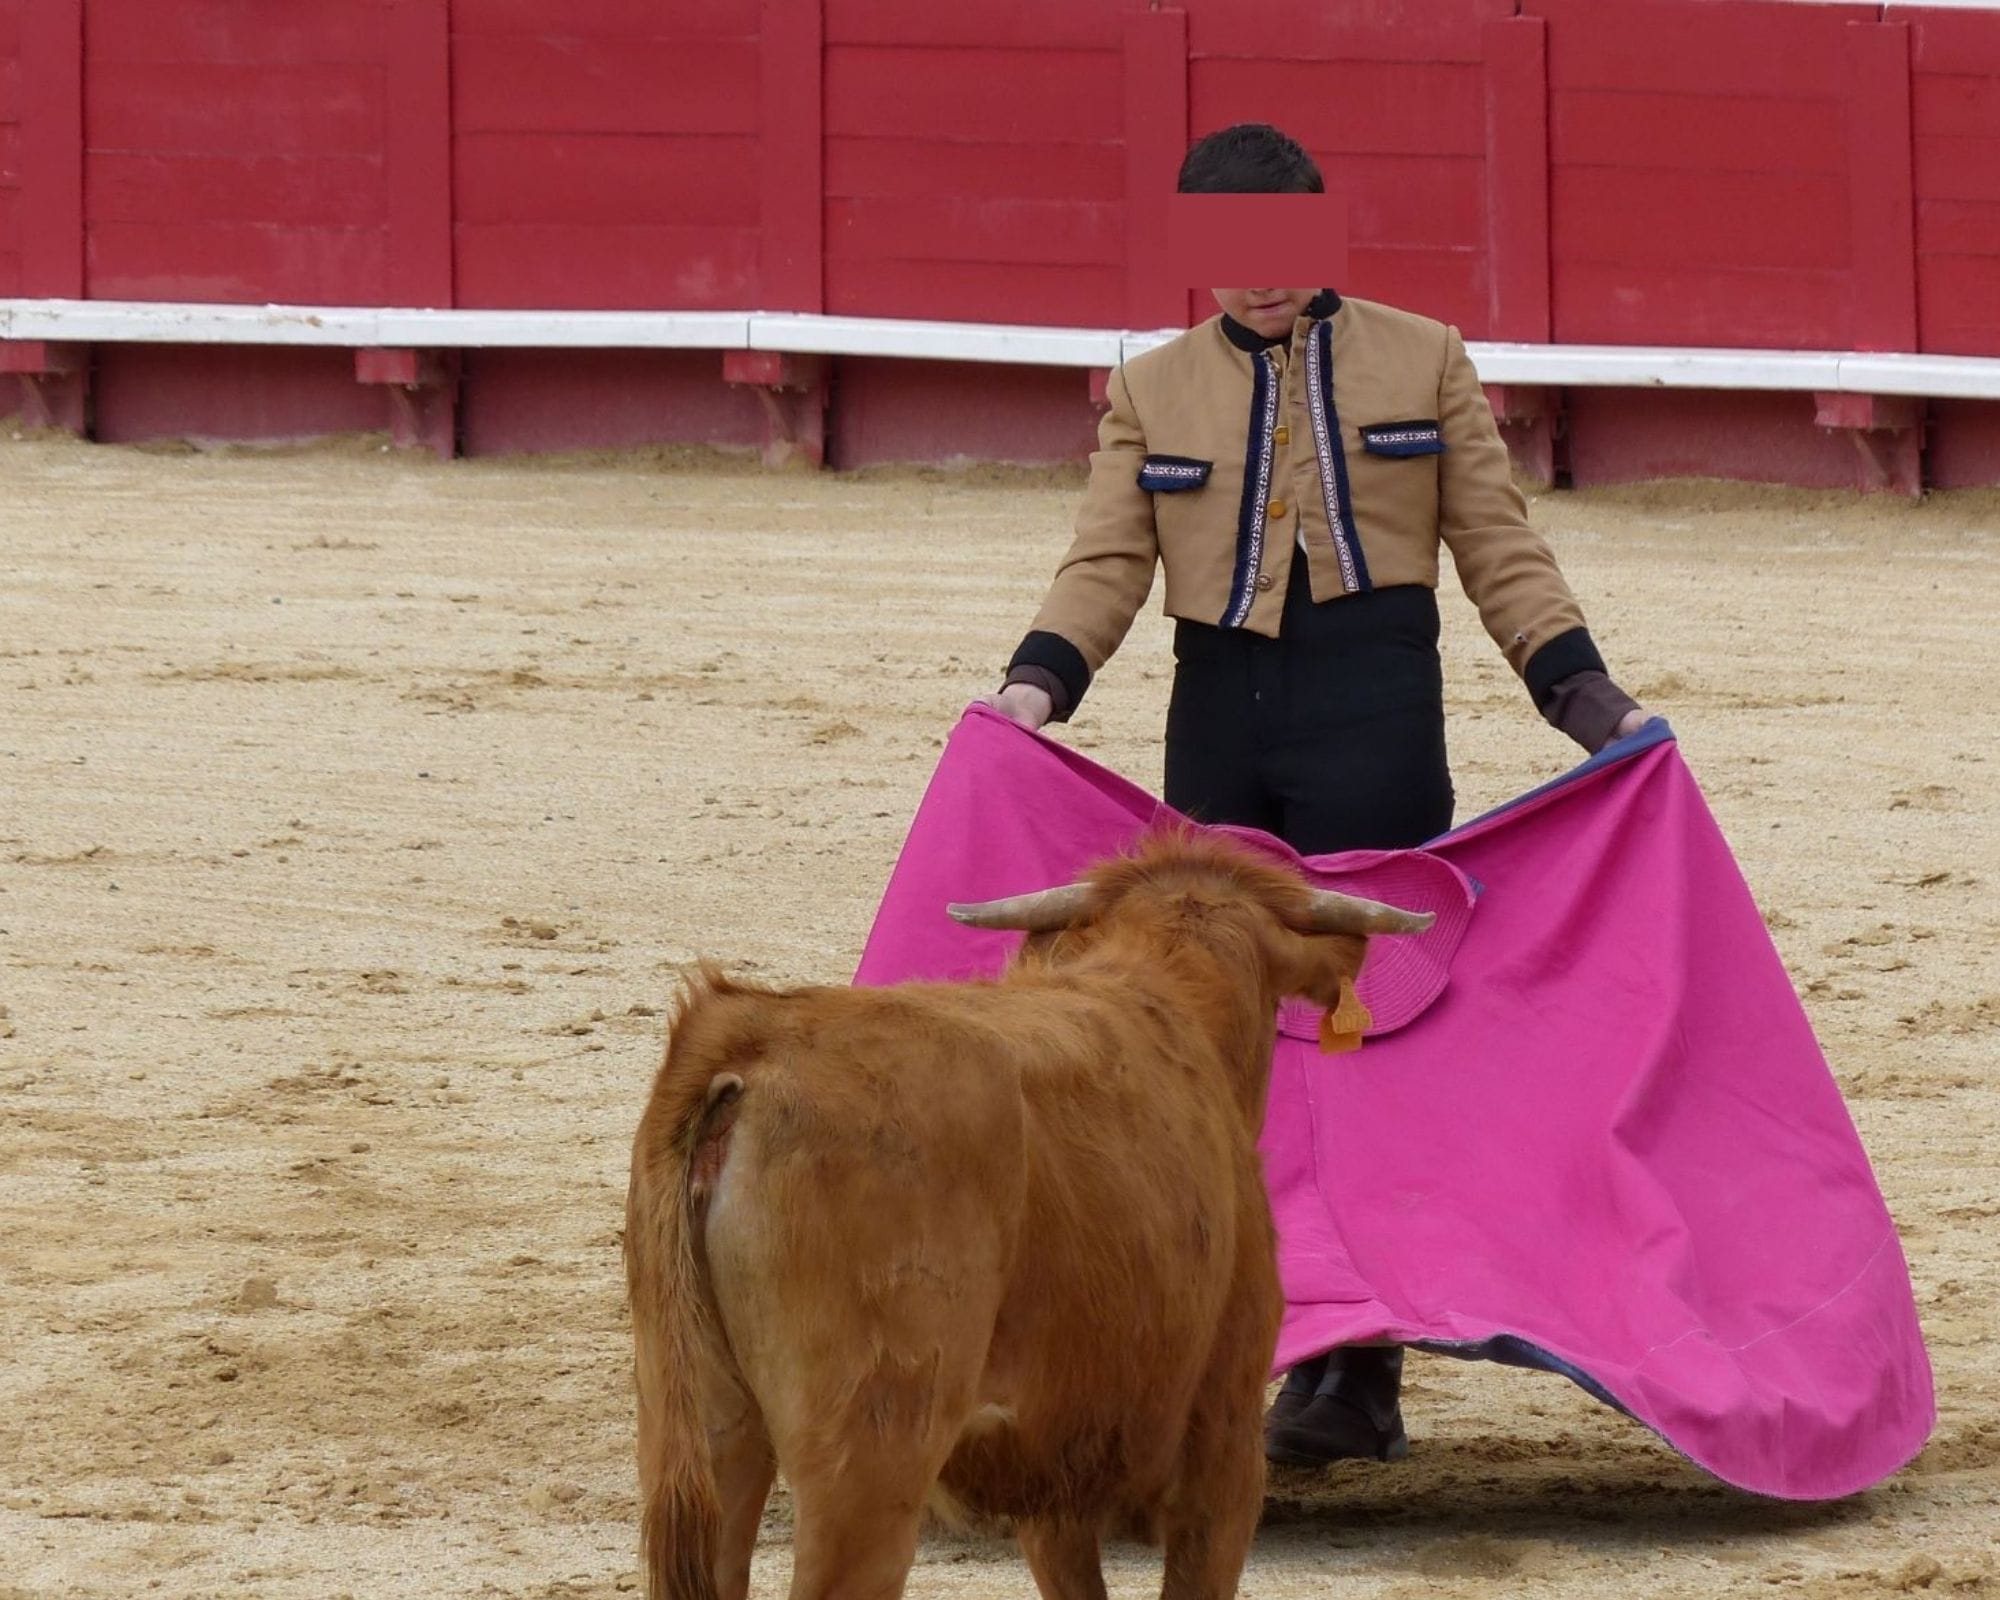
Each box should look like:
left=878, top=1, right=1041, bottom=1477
left=853, top=706, right=1934, bottom=1500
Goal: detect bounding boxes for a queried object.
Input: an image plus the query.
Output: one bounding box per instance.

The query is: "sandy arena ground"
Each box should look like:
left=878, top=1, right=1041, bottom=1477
left=1, top=434, right=1995, bottom=1599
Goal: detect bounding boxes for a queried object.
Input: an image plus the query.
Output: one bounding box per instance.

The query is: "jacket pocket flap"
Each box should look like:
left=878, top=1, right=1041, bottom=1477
left=1138, top=454, right=1213, bottom=492
left=1360, top=421, right=1445, bottom=458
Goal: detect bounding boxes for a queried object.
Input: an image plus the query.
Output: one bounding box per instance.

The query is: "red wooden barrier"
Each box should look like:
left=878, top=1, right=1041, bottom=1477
left=2, top=0, right=1998, bottom=486
left=84, top=0, right=389, bottom=304
left=1910, top=7, right=2000, bottom=359
left=824, top=0, right=1124, bottom=327
left=21, top=0, right=82, bottom=300
left=0, top=0, right=24, bottom=296
left=451, top=0, right=761, bottom=309
left=1535, top=0, right=1872, bottom=350
left=1189, top=0, right=1498, bottom=332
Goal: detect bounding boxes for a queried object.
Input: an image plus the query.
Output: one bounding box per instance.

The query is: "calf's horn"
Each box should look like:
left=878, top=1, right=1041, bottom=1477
left=1293, top=890, right=1436, bottom=937
left=947, top=882, right=1094, bottom=933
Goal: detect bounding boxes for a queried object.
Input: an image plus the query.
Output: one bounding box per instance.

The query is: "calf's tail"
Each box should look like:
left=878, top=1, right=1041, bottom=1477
left=626, top=1035, right=747, bottom=1599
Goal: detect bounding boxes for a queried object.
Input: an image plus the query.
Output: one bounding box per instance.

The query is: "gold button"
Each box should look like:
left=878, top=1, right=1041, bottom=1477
left=1274, top=425, right=1290, bottom=446
left=1254, top=573, right=1275, bottom=592
left=1266, top=499, right=1287, bottom=520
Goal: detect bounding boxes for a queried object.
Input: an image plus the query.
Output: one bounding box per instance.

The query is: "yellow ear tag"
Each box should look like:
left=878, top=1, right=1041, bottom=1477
left=1317, top=976, right=1372, bottom=1055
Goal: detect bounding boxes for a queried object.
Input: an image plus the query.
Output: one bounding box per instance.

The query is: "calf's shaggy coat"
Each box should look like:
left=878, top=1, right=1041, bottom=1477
left=624, top=833, right=1428, bottom=1599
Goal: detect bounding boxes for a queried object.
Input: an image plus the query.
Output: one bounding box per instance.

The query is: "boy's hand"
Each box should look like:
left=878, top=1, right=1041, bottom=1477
left=980, top=684, right=1054, bottom=731
left=1611, top=707, right=1650, bottom=742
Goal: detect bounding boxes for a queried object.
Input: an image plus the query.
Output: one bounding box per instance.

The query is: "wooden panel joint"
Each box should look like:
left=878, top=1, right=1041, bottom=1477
left=355, top=346, right=459, bottom=458
left=724, top=348, right=827, bottom=467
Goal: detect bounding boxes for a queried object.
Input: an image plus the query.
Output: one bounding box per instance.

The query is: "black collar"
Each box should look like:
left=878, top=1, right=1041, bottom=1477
left=1219, top=289, right=1342, bottom=352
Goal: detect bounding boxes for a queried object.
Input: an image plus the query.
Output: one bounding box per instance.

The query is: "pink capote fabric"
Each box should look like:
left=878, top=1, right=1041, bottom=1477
left=853, top=706, right=1934, bottom=1500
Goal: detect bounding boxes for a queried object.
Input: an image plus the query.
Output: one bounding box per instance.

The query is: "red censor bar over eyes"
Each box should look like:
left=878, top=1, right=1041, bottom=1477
left=1155, top=194, right=1349, bottom=288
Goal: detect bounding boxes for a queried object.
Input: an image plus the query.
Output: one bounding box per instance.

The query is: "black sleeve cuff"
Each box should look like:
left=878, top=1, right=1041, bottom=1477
left=1522, top=626, right=1608, bottom=710
left=1539, top=669, right=1643, bottom=753
left=1006, top=631, right=1091, bottom=723
left=1001, top=664, right=1068, bottom=719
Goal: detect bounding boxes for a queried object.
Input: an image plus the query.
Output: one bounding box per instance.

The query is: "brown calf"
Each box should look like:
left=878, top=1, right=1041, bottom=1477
left=625, top=832, right=1431, bottom=1599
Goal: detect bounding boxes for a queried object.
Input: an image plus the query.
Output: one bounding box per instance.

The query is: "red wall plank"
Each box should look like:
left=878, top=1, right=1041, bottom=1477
left=828, top=197, right=1122, bottom=268
left=0, top=184, right=18, bottom=255
left=452, top=36, right=759, bottom=135
left=87, top=62, right=385, bottom=156
left=825, top=47, right=1120, bottom=142
left=830, top=356, right=1097, bottom=467
left=1485, top=16, right=1549, bottom=342
left=1346, top=248, right=1487, bottom=329
left=456, top=134, right=758, bottom=226
left=0, top=57, right=17, bottom=123
left=87, top=222, right=386, bottom=303
left=21, top=0, right=82, bottom=296
left=1554, top=262, right=1849, bottom=348
left=1537, top=0, right=1873, bottom=96
left=1915, top=135, right=2000, bottom=203
left=825, top=259, right=1125, bottom=328
left=762, top=0, right=822, bottom=312
left=0, top=252, right=17, bottom=294
left=385, top=0, right=451, bottom=307
left=93, top=345, right=385, bottom=444
left=827, top=138, right=1122, bottom=203
left=1551, top=90, right=1844, bottom=176
left=459, top=348, right=767, bottom=457
left=1123, top=6, right=1186, bottom=328
left=1928, top=400, right=2000, bottom=488
left=1847, top=22, right=1917, bottom=353
left=1552, top=168, right=1849, bottom=271
left=1565, top=388, right=1864, bottom=489
left=1919, top=255, right=2000, bottom=355
left=0, top=123, right=19, bottom=187
left=1919, top=198, right=2000, bottom=257
left=0, top=0, right=19, bottom=56
left=1185, top=0, right=1507, bottom=65
left=85, top=0, right=387, bottom=64
left=455, top=224, right=759, bottom=310
left=1191, top=60, right=1486, bottom=157
left=452, top=0, right=757, bottom=39
left=1914, top=73, right=2000, bottom=139
left=825, top=0, right=1115, bottom=52
left=87, top=152, right=383, bottom=224
left=1908, top=10, right=2000, bottom=78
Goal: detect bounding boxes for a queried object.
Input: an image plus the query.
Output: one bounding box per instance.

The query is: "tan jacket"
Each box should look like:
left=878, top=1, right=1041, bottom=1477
left=1009, top=292, right=1607, bottom=721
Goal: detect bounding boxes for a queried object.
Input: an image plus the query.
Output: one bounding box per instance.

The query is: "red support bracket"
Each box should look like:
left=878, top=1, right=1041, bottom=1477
left=356, top=347, right=460, bottom=460
left=723, top=349, right=828, bottom=468
left=1, top=341, right=90, bottom=435
left=1814, top=392, right=1923, bottom=496
left=1485, top=383, right=1564, bottom=489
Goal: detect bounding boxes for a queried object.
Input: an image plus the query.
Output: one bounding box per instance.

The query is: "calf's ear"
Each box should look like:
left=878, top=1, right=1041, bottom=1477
left=1262, top=925, right=1369, bottom=1013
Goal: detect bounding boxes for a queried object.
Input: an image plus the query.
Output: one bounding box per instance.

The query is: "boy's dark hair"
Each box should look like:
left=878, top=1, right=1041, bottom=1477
left=1176, top=124, right=1324, bottom=194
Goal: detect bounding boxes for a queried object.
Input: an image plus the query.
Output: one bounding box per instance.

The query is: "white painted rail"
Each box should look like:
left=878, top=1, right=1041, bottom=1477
left=5, top=299, right=2000, bottom=401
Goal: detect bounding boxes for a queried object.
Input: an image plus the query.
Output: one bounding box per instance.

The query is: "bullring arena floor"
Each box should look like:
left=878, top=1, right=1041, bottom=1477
left=1, top=434, right=1996, bottom=1599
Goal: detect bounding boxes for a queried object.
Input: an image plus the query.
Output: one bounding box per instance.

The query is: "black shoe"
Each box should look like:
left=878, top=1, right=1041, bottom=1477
left=1264, top=1346, right=1409, bottom=1467
left=1263, top=1356, right=1329, bottom=1432
left=1264, top=1392, right=1409, bottom=1466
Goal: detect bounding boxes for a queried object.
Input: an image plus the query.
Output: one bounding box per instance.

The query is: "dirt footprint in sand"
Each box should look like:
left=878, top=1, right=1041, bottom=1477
left=1410, top=1535, right=1536, bottom=1579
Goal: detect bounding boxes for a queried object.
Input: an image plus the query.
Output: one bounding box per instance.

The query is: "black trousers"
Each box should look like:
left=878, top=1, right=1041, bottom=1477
left=1164, top=566, right=1454, bottom=853
left=1169, top=566, right=1445, bottom=1419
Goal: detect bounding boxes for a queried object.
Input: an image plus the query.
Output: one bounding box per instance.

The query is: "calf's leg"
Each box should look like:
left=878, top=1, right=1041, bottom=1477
left=699, top=1358, right=775, bottom=1600
left=784, top=1462, right=929, bottom=1600
left=1018, top=1518, right=1108, bottom=1600
left=1158, top=1418, right=1263, bottom=1600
